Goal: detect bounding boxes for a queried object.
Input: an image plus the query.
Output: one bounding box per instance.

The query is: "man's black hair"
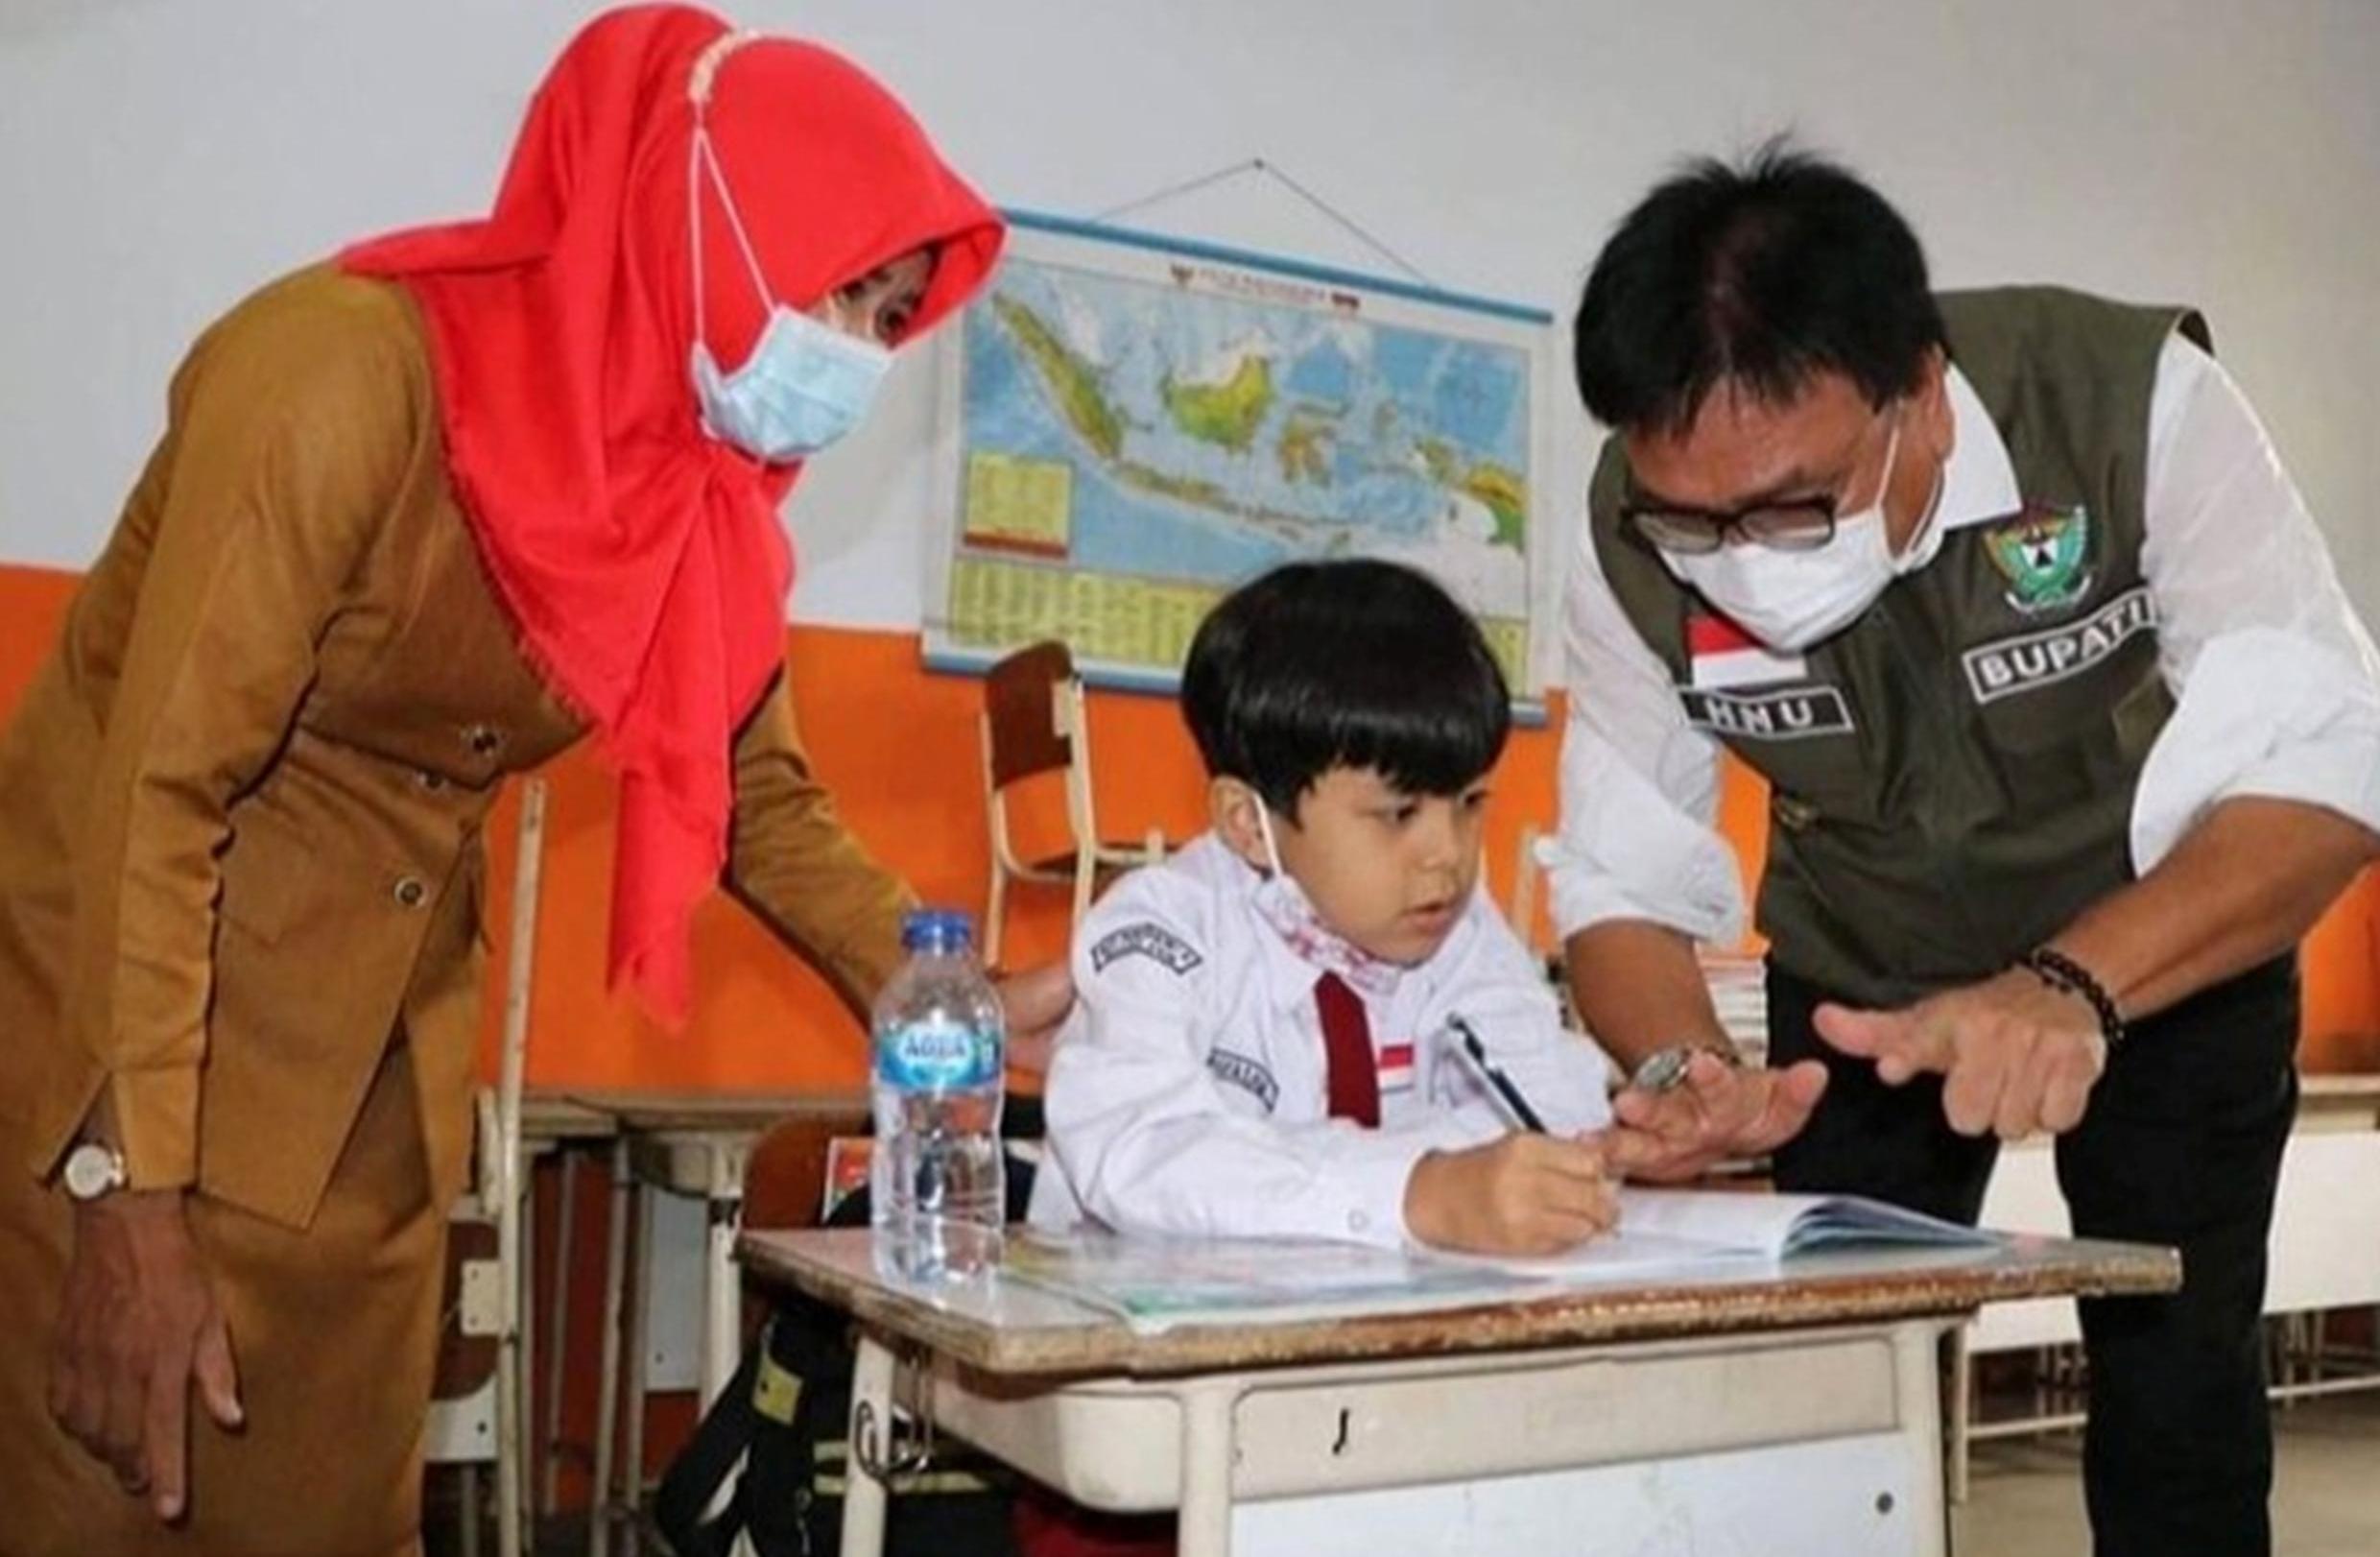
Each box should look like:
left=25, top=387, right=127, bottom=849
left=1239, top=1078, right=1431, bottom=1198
left=1182, top=559, right=1510, bottom=818
left=1573, top=138, right=1945, bottom=436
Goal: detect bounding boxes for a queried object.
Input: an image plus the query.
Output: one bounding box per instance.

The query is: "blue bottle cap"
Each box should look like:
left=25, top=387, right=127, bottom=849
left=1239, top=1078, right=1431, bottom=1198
left=900, top=908, right=976, bottom=954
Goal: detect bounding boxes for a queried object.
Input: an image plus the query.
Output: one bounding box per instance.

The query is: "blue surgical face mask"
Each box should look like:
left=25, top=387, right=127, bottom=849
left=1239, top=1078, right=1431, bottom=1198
left=686, top=117, right=892, bottom=463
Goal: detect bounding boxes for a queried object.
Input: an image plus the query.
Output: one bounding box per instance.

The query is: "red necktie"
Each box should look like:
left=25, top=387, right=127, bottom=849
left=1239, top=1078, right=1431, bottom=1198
left=1315, top=971, right=1381, bottom=1127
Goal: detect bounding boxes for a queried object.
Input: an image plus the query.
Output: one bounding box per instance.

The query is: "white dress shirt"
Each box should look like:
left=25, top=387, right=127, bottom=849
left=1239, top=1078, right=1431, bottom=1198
left=1030, top=832, right=1613, bottom=1249
left=1546, top=336, right=2380, bottom=947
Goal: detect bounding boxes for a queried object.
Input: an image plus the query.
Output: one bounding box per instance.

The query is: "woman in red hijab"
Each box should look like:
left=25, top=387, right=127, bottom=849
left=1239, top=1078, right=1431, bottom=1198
left=0, top=9, right=1054, bottom=1552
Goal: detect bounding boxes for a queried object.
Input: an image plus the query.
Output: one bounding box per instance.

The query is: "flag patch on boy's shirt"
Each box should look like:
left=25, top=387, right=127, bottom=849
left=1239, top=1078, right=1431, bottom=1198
left=1377, top=1042, right=1416, bottom=1094
left=1688, top=611, right=1806, bottom=689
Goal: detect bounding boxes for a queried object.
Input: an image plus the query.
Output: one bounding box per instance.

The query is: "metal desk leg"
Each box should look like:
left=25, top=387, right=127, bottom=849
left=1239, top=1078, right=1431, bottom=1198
left=701, top=1162, right=743, bottom=1409
left=1895, top=1323, right=1951, bottom=1557
left=623, top=1183, right=654, bottom=1557
left=1177, top=1379, right=1241, bottom=1557
left=1947, top=1325, right=1972, bottom=1506
left=461, top=1464, right=482, bottom=1557
left=591, top=1139, right=631, bottom=1557
left=839, top=1335, right=896, bottom=1557
left=541, top=1147, right=579, bottom=1517
left=503, top=1164, right=536, bottom=1557
left=700, top=1146, right=750, bottom=1543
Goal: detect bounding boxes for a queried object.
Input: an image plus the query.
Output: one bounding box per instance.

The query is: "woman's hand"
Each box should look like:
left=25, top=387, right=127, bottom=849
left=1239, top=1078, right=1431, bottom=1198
left=997, top=960, right=1076, bottom=1075
left=50, top=1189, right=243, bottom=1521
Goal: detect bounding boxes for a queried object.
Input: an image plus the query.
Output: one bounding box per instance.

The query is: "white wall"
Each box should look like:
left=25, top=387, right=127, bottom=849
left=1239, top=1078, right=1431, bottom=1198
left=5, top=0, right=2377, bottom=651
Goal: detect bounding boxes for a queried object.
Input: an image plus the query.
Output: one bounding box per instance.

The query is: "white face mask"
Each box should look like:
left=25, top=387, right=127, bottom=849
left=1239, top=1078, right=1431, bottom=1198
left=1249, top=803, right=1403, bottom=998
left=1663, top=414, right=1944, bottom=653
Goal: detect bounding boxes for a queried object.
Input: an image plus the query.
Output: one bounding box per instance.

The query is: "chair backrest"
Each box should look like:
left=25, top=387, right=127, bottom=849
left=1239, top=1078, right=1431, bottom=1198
left=983, top=639, right=1076, bottom=789
left=744, top=1114, right=865, bottom=1234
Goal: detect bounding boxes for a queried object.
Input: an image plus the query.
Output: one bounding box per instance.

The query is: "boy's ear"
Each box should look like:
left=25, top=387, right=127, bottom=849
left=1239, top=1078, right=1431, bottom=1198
left=1210, top=777, right=1271, bottom=870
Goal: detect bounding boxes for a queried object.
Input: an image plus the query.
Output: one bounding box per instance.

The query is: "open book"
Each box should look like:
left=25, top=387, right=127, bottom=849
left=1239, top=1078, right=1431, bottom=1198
left=1005, top=1189, right=2003, bottom=1332
left=1457, top=1188, right=2002, bottom=1282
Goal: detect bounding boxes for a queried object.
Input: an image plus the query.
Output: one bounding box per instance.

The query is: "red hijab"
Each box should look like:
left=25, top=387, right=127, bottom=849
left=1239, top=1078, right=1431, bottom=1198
left=342, top=5, right=1004, bottom=1022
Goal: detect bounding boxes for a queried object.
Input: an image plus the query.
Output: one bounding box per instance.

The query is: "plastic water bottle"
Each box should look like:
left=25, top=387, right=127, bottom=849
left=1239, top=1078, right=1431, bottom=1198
left=871, top=908, right=1006, bottom=1282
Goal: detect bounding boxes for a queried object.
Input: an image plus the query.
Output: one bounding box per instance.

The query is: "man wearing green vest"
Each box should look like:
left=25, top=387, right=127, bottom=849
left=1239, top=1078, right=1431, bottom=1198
left=1549, top=145, right=2380, bottom=1555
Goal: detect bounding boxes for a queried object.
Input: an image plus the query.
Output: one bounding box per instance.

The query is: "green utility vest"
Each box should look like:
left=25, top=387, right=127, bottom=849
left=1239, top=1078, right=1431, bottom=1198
left=1592, top=288, right=2209, bottom=1007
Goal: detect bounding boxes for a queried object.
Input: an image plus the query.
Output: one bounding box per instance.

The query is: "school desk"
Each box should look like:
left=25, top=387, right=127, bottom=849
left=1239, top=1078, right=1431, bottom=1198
left=741, top=1227, right=2174, bottom=1557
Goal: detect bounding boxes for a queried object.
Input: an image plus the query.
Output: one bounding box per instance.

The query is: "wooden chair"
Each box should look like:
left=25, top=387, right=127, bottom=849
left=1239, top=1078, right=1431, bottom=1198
left=980, top=641, right=1165, bottom=966
left=744, top=1114, right=850, bottom=1237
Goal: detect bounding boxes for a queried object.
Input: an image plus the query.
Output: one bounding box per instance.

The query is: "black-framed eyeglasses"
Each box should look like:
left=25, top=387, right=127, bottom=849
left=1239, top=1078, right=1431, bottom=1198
left=1619, top=498, right=1839, bottom=556
left=1619, top=402, right=1905, bottom=557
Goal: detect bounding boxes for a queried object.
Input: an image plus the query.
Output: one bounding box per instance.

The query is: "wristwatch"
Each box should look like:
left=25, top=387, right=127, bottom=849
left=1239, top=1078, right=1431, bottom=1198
left=61, top=1141, right=128, bottom=1202
left=1628, top=1042, right=1744, bottom=1095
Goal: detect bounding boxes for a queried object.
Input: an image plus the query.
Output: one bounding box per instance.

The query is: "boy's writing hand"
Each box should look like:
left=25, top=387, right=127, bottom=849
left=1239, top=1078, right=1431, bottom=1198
left=1404, top=1134, right=1619, bottom=1256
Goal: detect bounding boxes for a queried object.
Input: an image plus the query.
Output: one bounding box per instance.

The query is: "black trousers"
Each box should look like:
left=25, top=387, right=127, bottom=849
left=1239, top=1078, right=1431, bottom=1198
left=1767, top=955, right=2299, bottom=1557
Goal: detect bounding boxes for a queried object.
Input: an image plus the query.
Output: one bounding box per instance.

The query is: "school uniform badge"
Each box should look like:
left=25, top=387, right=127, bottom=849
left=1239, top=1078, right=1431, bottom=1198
left=1206, top=1048, right=1279, bottom=1110
left=1985, top=503, right=2094, bottom=614
left=1089, top=921, right=1203, bottom=975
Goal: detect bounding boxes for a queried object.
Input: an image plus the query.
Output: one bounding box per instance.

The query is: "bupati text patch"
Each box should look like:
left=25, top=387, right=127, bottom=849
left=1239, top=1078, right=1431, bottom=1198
left=1089, top=921, right=1203, bottom=975
left=1679, top=685, right=1855, bottom=741
left=1964, top=586, right=2156, bottom=706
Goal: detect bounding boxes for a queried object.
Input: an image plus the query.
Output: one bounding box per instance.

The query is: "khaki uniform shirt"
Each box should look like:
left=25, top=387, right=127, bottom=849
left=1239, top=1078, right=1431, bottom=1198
left=0, top=266, right=913, bottom=1228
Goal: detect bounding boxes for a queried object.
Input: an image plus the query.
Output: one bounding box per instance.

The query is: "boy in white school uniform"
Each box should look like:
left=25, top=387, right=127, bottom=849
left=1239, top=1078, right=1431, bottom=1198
left=1032, top=560, right=1694, bottom=1257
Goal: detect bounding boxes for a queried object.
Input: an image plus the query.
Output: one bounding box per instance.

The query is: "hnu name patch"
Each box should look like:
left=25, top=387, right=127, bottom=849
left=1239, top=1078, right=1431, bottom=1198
left=1964, top=586, right=2157, bottom=706
left=1679, top=684, right=1855, bottom=741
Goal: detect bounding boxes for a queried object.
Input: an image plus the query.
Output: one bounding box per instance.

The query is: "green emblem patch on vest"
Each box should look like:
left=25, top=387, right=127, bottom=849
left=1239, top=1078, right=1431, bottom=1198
left=1985, top=503, right=2094, bottom=614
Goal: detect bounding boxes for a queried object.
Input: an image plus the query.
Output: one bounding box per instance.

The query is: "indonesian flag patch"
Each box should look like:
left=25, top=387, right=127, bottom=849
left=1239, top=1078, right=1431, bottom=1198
left=1687, top=611, right=1806, bottom=689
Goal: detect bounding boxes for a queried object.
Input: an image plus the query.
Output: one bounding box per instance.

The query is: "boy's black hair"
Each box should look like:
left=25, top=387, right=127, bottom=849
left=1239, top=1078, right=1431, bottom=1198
left=1181, top=559, right=1510, bottom=817
left=1572, top=138, right=1946, bottom=437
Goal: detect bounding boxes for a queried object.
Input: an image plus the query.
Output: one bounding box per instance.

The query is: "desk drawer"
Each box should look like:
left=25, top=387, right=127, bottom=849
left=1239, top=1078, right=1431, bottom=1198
left=930, top=1326, right=1914, bottom=1509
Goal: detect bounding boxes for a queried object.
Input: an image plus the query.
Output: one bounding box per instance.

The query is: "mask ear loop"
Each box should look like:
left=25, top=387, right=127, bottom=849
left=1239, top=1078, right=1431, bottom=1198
left=1895, top=450, right=1950, bottom=571
left=684, top=30, right=773, bottom=360
left=1252, top=797, right=1288, bottom=877
left=1857, top=410, right=1905, bottom=521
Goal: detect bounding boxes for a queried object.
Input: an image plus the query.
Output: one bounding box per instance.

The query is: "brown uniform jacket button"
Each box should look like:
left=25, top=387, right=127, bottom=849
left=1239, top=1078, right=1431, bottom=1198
left=393, top=876, right=428, bottom=909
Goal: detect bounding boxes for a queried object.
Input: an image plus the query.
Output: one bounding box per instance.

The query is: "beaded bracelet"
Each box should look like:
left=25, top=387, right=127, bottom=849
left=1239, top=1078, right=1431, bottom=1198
left=2019, top=946, right=2128, bottom=1049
